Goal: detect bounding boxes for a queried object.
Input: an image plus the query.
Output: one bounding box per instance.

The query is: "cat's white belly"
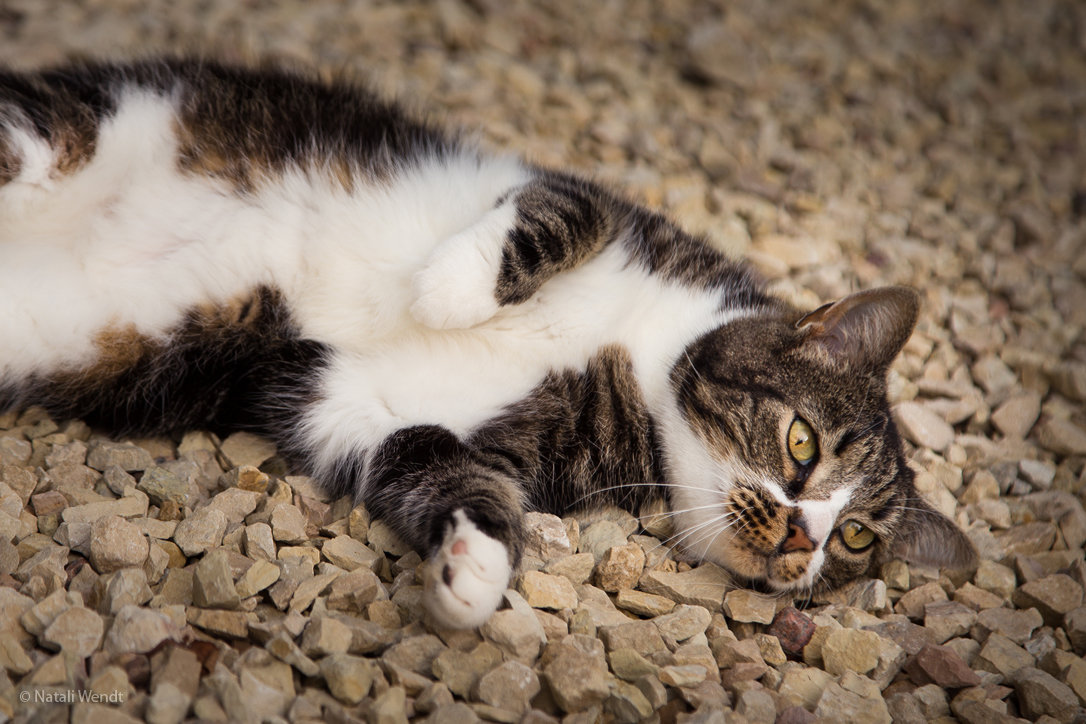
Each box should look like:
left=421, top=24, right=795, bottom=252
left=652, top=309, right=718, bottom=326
left=0, top=92, right=521, bottom=378
left=1, top=91, right=728, bottom=480
left=301, top=240, right=731, bottom=478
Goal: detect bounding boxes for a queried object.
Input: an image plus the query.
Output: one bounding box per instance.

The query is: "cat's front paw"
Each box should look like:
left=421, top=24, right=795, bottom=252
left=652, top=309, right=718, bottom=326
left=409, top=204, right=515, bottom=330
left=423, top=509, right=512, bottom=629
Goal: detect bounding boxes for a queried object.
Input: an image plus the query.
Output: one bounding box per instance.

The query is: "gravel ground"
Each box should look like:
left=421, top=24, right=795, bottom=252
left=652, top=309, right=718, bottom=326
left=2, top=1, right=1086, bottom=722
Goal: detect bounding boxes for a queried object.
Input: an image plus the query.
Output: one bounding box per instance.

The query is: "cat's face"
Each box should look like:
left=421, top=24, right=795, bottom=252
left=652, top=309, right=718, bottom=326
left=664, top=287, right=976, bottom=593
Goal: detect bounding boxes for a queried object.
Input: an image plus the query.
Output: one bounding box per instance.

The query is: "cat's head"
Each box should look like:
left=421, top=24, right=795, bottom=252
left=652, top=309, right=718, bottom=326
left=665, top=286, right=977, bottom=593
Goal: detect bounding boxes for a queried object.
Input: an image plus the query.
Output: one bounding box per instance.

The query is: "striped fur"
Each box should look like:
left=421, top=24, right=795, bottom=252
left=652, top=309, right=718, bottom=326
left=0, top=58, right=975, bottom=627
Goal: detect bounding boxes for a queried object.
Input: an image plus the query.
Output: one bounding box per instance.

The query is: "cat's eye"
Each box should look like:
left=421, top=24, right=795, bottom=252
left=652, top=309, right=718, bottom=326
left=840, top=520, right=875, bottom=550
left=787, top=419, right=817, bottom=465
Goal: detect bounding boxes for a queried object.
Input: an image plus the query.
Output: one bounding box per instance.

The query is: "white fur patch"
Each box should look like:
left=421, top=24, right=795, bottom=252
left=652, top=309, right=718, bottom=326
left=423, top=510, right=511, bottom=629
left=302, top=242, right=738, bottom=480
left=6, top=125, right=57, bottom=189
left=796, top=486, right=854, bottom=550
left=410, top=200, right=517, bottom=329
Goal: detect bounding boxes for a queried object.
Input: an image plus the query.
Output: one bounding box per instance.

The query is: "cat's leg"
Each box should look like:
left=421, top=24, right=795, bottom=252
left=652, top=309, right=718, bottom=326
left=411, top=171, right=620, bottom=329
left=359, top=425, right=526, bottom=629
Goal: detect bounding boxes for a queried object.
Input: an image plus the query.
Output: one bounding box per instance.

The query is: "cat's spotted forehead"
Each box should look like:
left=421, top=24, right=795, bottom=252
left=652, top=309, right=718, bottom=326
left=674, top=316, right=897, bottom=469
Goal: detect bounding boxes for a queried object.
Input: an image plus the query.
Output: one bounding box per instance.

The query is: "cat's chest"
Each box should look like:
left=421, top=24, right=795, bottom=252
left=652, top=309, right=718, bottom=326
left=305, top=239, right=729, bottom=450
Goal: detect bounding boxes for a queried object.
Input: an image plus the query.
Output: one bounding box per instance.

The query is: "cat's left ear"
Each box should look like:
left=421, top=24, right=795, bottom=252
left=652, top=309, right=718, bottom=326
left=889, top=495, right=978, bottom=571
left=795, top=286, right=919, bottom=371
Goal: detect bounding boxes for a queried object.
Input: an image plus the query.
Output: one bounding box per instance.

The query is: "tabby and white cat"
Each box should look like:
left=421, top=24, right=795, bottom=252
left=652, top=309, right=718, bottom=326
left=0, top=59, right=975, bottom=628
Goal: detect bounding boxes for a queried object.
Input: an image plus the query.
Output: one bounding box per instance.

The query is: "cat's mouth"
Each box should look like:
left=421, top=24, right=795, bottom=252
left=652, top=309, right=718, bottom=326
left=687, top=485, right=829, bottom=593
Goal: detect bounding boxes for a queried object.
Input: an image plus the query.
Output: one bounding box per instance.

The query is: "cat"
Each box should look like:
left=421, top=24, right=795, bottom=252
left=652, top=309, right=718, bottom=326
left=0, top=58, right=976, bottom=628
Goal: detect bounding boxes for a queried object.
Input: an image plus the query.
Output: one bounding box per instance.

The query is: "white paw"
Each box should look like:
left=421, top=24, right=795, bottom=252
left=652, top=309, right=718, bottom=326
left=423, top=510, right=512, bottom=629
left=410, top=202, right=517, bottom=330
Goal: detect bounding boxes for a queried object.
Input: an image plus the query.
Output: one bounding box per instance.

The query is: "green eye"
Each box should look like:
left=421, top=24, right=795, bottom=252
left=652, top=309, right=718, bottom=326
left=787, top=419, right=817, bottom=465
left=840, top=520, right=876, bottom=550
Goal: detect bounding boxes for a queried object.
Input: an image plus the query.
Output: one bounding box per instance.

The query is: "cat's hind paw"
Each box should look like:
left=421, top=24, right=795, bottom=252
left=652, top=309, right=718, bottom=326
left=409, top=204, right=515, bottom=330
left=423, top=509, right=511, bottom=629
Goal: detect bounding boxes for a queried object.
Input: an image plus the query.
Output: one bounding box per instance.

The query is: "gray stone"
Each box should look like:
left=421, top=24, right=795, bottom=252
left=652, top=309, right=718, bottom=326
left=608, top=647, right=659, bottom=681
left=138, top=465, right=193, bottom=507
left=1065, top=606, right=1086, bottom=653
left=193, top=548, right=241, bottom=609
left=544, top=552, right=596, bottom=585
left=476, top=660, right=540, bottom=714
left=599, top=619, right=668, bottom=655
left=653, top=603, right=711, bottom=642
left=1038, top=418, right=1086, bottom=456
left=288, top=570, right=339, bottom=613
left=542, top=634, right=611, bottom=713
left=21, top=588, right=80, bottom=636
left=41, top=605, right=104, bottom=658
left=974, top=632, right=1035, bottom=677
left=1013, top=667, right=1080, bottom=722
left=975, top=559, right=1017, bottom=598
left=86, top=441, right=154, bottom=472
left=821, top=627, right=882, bottom=676
left=723, top=588, right=778, bottom=624
left=219, top=431, right=277, bottom=469
left=61, top=489, right=149, bottom=525
left=88, top=515, right=149, bottom=574
left=145, top=681, right=191, bottom=724
left=523, top=512, right=573, bottom=561
left=973, top=606, right=1043, bottom=645
left=894, top=401, right=955, bottom=451
left=382, top=634, right=446, bottom=676
left=172, top=507, right=228, bottom=557
left=923, top=600, right=978, bottom=643
left=371, top=685, right=408, bottom=724
left=235, top=558, right=280, bottom=599
left=1019, top=459, right=1057, bottom=489
left=737, top=688, right=777, bottom=723
left=519, top=569, right=578, bottom=610
left=1013, top=574, right=1084, bottom=626
left=102, top=567, right=153, bottom=613
left=991, top=393, right=1042, bottom=439
left=270, top=503, right=309, bottom=544
left=593, top=541, right=645, bottom=592
left=265, top=631, right=319, bottom=677
left=300, top=614, right=352, bottom=656
left=320, top=653, right=379, bottom=705
left=614, top=588, right=675, bottom=617
left=326, top=567, right=383, bottom=612
left=104, top=604, right=180, bottom=656
left=481, top=609, right=546, bottom=663
left=606, top=680, right=655, bottom=722
left=432, top=641, right=504, bottom=698
left=244, top=522, right=276, bottom=560
left=895, top=581, right=948, bottom=619
left=205, top=487, right=261, bottom=525
left=321, top=534, right=379, bottom=571
left=187, top=607, right=250, bottom=639
left=777, top=667, right=835, bottom=710
left=814, top=675, right=891, bottom=724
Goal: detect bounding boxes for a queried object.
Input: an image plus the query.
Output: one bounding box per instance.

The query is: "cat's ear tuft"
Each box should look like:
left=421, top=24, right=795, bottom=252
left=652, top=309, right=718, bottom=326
left=795, top=286, right=919, bottom=371
left=889, top=495, right=977, bottom=571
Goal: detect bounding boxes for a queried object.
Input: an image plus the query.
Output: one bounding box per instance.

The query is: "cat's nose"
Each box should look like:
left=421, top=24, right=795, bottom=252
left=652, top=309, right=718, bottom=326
left=782, top=521, right=815, bottom=553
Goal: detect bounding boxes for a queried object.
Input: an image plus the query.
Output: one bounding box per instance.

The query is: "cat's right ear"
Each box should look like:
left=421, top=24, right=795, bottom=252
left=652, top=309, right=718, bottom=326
left=889, top=494, right=978, bottom=571
left=795, top=286, right=919, bottom=372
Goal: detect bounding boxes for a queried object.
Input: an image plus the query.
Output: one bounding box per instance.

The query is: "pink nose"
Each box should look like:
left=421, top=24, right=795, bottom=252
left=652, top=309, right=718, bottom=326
left=782, top=522, right=815, bottom=553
